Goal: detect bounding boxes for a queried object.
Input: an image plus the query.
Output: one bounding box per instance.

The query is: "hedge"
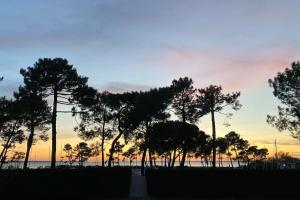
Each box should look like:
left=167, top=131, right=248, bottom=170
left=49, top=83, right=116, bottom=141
left=0, top=167, right=131, bottom=199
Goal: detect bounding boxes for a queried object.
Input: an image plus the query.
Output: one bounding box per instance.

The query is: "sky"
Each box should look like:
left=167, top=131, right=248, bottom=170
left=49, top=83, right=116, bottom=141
left=1, top=0, right=300, bottom=160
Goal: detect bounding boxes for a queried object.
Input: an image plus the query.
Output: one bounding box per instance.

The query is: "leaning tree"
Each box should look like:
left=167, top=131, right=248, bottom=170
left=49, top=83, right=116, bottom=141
left=20, top=58, right=88, bottom=168
left=196, top=85, right=241, bottom=168
left=0, top=98, right=25, bottom=169
left=267, top=62, right=300, bottom=140
left=106, top=92, right=140, bottom=167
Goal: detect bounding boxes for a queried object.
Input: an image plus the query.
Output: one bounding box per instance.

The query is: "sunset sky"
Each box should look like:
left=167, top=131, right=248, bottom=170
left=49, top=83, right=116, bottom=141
left=1, top=0, right=300, bottom=160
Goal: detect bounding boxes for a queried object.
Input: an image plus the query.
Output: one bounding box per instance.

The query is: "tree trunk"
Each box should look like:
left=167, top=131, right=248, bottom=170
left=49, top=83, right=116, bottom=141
left=153, top=156, right=156, bottom=167
left=171, top=149, right=177, bottom=167
left=149, top=149, right=153, bottom=168
left=180, top=148, right=187, bottom=167
left=23, top=124, right=34, bottom=169
left=221, top=156, right=223, bottom=167
left=108, top=132, right=122, bottom=167
left=0, top=137, right=11, bottom=160
left=141, top=144, right=147, bottom=175
left=101, top=133, right=105, bottom=167
left=101, top=116, right=106, bottom=167
left=211, top=109, right=216, bottom=168
left=0, top=144, right=10, bottom=169
left=234, top=147, right=241, bottom=167
left=228, top=150, right=233, bottom=168
left=51, top=89, right=58, bottom=169
left=168, top=153, right=171, bottom=168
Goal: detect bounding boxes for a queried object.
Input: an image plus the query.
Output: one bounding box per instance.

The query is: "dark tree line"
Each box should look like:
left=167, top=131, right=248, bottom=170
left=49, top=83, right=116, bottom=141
left=2, top=57, right=289, bottom=170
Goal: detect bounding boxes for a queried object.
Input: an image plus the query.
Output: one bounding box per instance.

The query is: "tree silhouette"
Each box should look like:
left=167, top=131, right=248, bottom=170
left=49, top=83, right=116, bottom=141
left=63, top=143, right=74, bottom=166
left=113, top=141, right=124, bottom=166
left=225, top=131, right=249, bottom=167
left=0, top=99, right=25, bottom=169
left=194, top=135, right=212, bottom=167
left=150, top=121, right=207, bottom=168
left=73, top=142, right=92, bottom=166
left=20, top=58, right=88, bottom=168
left=9, top=151, right=25, bottom=169
left=122, top=145, right=138, bottom=166
left=197, top=85, right=241, bottom=168
left=74, top=90, right=114, bottom=167
left=14, top=85, right=51, bottom=169
left=215, top=137, right=228, bottom=167
left=131, top=87, right=173, bottom=173
left=267, top=62, right=300, bottom=140
left=171, top=77, right=204, bottom=166
left=171, top=77, right=199, bottom=123
left=106, top=92, right=139, bottom=167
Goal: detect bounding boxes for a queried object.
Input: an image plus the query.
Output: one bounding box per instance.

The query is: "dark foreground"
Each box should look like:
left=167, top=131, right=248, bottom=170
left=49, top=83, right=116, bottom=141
left=146, top=168, right=300, bottom=198
left=0, top=167, right=131, bottom=199
left=1, top=167, right=300, bottom=199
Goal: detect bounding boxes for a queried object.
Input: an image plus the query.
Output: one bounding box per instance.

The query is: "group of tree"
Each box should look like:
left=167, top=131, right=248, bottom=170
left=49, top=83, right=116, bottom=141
left=63, top=142, right=101, bottom=166
left=1, top=58, right=298, bottom=171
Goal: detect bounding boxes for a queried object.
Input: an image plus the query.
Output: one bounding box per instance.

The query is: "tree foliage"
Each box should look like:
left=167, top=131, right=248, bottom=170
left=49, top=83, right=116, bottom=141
left=267, top=62, right=300, bottom=140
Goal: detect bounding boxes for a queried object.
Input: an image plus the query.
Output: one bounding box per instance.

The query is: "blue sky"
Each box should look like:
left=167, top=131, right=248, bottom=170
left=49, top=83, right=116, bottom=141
left=1, top=0, right=300, bottom=159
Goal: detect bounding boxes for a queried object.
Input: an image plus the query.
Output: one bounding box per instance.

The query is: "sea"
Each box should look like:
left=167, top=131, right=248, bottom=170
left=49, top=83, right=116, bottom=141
left=3, top=160, right=242, bottom=169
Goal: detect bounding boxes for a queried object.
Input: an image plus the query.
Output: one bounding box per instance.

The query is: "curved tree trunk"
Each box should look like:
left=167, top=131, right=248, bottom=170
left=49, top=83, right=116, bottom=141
left=108, top=132, right=122, bottom=167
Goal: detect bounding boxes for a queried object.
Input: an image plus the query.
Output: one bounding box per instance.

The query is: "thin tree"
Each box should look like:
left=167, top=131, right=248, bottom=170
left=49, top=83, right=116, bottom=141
left=20, top=58, right=88, bottom=168
left=196, top=85, right=241, bottom=168
left=14, top=85, right=51, bottom=169
left=63, top=143, right=74, bottom=166
left=267, top=62, right=300, bottom=140
left=74, top=91, right=114, bottom=167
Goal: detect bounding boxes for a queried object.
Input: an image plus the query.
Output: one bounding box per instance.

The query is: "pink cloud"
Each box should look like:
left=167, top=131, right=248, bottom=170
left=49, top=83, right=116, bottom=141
left=154, top=44, right=299, bottom=92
